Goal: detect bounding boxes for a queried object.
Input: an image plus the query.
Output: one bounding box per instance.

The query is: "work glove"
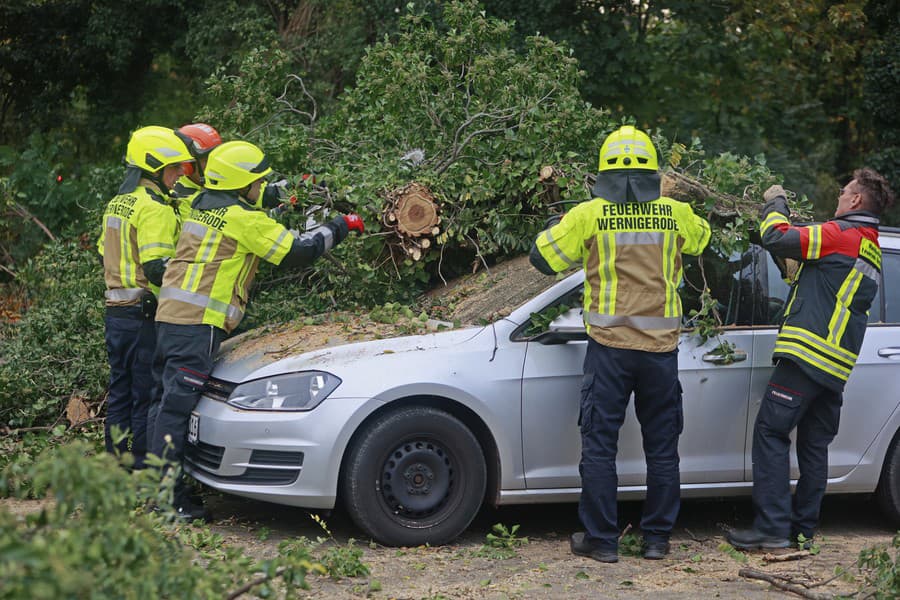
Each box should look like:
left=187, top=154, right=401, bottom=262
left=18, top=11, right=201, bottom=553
left=343, top=213, right=365, bottom=234
left=763, top=184, right=786, bottom=203
left=261, top=178, right=290, bottom=208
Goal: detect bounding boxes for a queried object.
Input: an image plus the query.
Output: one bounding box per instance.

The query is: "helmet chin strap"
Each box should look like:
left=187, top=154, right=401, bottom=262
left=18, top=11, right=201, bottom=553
left=148, top=170, right=175, bottom=197
left=238, top=184, right=262, bottom=209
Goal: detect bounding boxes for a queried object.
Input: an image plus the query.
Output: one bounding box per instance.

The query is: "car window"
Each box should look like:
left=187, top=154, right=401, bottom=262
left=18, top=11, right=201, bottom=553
left=681, top=245, right=783, bottom=327
left=882, top=251, right=900, bottom=323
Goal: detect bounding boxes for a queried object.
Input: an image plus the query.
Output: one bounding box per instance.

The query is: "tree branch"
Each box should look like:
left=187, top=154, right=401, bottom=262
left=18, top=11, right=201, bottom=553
left=738, top=568, right=835, bottom=600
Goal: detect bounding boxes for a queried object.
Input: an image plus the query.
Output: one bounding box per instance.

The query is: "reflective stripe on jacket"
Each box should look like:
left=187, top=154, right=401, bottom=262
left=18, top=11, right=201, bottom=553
left=155, top=191, right=294, bottom=333
left=760, top=196, right=881, bottom=391
left=96, top=181, right=180, bottom=306
left=534, top=194, right=711, bottom=352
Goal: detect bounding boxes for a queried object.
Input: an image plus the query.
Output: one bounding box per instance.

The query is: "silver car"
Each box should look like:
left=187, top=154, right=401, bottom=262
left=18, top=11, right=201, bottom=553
left=185, top=228, right=900, bottom=547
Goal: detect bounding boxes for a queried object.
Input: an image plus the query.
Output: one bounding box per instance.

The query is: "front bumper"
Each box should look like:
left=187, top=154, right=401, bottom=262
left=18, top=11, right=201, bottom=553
left=184, top=394, right=375, bottom=509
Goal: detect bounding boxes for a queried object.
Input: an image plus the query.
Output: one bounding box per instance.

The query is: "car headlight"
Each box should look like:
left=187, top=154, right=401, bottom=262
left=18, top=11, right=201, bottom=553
left=226, top=371, right=341, bottom=411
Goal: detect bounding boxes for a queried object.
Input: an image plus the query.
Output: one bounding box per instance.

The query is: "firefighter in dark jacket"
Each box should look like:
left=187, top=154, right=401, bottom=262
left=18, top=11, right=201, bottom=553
left=531, top=126, right=711, bottom=562
left=148, top=140, right=364, bottom=520
left=727, top=168, right=895, bottom=550
left=97, top=126, right=194, bottom=468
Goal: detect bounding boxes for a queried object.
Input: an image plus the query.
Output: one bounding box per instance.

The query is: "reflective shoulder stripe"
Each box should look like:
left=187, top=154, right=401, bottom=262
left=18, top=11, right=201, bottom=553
left=854, top=257, right=879, bottom=282
left=586, top=311, right=680, bottom=330
left=105, top=216, right=124, bottom=230
left=105, top=288, right=145, bottom=301
left=761, top=212, right=789, bottom=236
left=806, top=225, right=822, bottom=259
left=264, top=228, right=291, bottom=260
left=545, top=229, right=579, bottom=267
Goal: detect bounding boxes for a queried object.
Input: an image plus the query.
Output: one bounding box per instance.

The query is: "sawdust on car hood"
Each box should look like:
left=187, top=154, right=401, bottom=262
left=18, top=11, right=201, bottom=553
left=213, top=254, right=562, bottom=377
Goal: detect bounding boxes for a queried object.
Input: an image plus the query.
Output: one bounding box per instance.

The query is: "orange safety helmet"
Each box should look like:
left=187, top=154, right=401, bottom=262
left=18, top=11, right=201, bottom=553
left=177, top=123, right=222, bottom=177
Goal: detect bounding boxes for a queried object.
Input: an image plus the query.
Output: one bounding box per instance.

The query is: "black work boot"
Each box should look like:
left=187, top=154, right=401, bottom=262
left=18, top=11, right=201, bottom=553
left=642, top=540, right=671, bottom=560
left=173, top=488, right=211, bottom=523
left=570, top=532, right=618, bottom=563
left=174, top=498, right=211, bottom=523
left=725, top=528, right=789, bottom=550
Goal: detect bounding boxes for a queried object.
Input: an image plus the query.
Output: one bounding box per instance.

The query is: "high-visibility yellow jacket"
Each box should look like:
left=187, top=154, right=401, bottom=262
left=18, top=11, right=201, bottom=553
left=532, top=195, right=711, bottom=352
left=97, top=180, right=181, bottom=306
left=760, top=195, right=881, bottom=391
left=155, top=191, right=295, bottom=333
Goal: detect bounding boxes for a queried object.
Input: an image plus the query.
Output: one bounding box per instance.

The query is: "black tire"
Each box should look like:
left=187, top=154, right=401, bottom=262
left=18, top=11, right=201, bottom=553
left=876, top=431, right=900, bottom=525
left=341, top=406, right=486, bottom=547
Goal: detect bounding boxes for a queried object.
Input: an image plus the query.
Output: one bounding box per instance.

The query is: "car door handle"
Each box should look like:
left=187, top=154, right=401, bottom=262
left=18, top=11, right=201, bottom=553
left=701, top=350, right=748, bottom=364
left=878, top=347, right=900, bottom=359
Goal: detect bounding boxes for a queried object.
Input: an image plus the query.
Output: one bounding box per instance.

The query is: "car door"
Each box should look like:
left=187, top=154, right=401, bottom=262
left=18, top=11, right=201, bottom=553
left=520, top=248, right=761, bottom=490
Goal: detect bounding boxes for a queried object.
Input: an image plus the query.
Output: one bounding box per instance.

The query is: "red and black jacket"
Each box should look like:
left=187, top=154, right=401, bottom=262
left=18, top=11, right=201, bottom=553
left=760, top=195, right=881, bottom=391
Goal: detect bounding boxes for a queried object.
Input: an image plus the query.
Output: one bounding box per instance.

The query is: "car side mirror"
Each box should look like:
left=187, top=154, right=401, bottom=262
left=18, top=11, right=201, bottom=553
left=532, top=307, right=587, bottom=345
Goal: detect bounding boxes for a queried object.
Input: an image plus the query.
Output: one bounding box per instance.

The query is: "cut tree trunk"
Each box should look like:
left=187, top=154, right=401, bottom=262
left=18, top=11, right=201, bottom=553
left=381, top=182, right=442, bottom=261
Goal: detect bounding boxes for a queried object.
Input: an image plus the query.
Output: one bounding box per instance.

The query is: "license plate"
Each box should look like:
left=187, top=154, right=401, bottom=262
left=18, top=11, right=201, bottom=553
left=187, top=412, right=199, bottom=445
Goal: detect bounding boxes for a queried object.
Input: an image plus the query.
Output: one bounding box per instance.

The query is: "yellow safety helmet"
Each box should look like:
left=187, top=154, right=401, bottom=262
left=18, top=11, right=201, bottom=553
left=204, top=141, right=272, bottom=192
left=597, top=125, right=658, bottom=172
left=125, top=126, right=194, bottom=173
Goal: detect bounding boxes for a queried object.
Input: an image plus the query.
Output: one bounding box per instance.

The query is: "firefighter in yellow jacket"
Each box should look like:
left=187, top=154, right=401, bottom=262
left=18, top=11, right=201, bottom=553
left=531, top=126, right=711, bottom=562
left=149, top=140, right=363, bottom=520
left=97, top=126, right=194, bottom=468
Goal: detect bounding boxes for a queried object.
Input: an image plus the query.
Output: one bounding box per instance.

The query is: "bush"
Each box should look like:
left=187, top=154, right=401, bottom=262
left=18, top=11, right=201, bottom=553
left=0, top=440, right=322, bottom=599
left=0, top=240, right=106, bottom=428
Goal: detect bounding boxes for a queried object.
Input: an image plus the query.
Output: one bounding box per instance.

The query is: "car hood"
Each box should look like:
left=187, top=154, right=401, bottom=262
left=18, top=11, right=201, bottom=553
left=212, top=320, right=487, bottom=383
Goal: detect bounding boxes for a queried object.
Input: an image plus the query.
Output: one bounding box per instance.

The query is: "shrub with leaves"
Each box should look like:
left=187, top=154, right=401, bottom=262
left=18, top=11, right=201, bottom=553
left=0, top=241, right=106, bottom=428
left=0, top=441, right=323, bottom=599
left=856, top=533, right=900, bottom=599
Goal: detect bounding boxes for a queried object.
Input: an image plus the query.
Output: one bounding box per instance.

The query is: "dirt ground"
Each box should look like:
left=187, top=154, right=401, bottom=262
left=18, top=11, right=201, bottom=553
left=3, top=492, right=896, bottom=598
left=194, top=492, right=895, bottom=599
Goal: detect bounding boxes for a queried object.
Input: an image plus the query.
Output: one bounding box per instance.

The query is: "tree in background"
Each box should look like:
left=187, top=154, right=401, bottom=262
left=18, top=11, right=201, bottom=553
left=861, top=0, right=900, bottom=225
left=487, top=0, right=896, bottom=220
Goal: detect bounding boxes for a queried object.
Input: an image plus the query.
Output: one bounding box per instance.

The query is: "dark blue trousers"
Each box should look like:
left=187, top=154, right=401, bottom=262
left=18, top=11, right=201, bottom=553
left=579, top=338, right=683, bottom=551
left=752, top=359, right=842, bottom=538
left=104, top=307, right=156, bottom=469
left=148, top=322, right=224, bottom=502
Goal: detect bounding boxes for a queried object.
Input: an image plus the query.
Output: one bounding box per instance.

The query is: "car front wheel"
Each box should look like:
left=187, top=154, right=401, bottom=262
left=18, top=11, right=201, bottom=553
left=341, top=406, right=487, bottom=546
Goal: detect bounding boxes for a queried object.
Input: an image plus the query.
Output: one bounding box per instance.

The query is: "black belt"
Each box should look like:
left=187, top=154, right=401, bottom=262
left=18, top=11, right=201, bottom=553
left=105, top=304, right=148, bottom=320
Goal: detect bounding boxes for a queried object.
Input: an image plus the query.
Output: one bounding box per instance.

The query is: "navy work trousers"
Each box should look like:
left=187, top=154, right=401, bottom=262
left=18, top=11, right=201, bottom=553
left=578, top=338, right=683, bottom=552
left=104, top=307, right=156, bottom=469
left=148, top=322, right=225, bottom=498
left=752, top=358, right=842, bottom=539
